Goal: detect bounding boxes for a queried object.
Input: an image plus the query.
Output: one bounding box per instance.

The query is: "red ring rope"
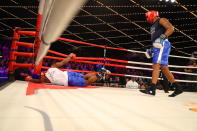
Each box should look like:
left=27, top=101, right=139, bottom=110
left=13, top=43, right=197, bottom=76
left=17, top=31, right=129, bottom=52
left=17, top=30, right=197, bottom=61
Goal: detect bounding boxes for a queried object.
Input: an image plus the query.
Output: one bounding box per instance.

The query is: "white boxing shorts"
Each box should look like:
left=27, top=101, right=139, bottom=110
left=45, top=68, right=68, bottom=86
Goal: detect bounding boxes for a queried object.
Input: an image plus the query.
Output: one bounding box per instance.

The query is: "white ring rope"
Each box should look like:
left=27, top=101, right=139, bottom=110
left=171, top=70, right=197, bottom=76
left=128, top=61, right=152, bottom=66
left=127, top=49, right=197, bottom=60
left=125, top=66, right=197, bottom=76
left=58, top=37, right=197, bottom=60
left=127, top=61, right=197, bottom=69
left=125, top=74, right=154, bottom=79
left=126, top=66, right=152, bottom=71
left=170, top=54, right=197, bottom=60
left=125, top=74, right=197, bottom=83
left=169, top=65, right=197, bottom=69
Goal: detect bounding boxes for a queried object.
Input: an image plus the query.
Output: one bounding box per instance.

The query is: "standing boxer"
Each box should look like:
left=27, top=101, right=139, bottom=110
left=141, top=10, right=183, bottom=97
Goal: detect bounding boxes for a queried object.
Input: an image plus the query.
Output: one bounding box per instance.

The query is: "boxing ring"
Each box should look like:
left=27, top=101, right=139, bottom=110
left=0, top=27, right=196, bottom=131
left=0, top=80, right=197, bottom=131
left=7, top=29, right=197, bottom=94
left=1, top=0, right=197, bottom=130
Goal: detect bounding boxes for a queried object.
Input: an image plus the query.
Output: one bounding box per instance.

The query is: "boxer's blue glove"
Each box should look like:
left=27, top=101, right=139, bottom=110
left=153, top=34, right=168, bottom=48
left=96, top=68, right=111, bottom=80
left=145, top=48, right=153, bottom=59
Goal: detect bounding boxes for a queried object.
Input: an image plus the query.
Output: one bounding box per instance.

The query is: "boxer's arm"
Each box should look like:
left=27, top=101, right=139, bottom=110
left=51, top=53, right=76, bottom=68
left=86, top=75, right=97, bottom=86
left=29, top=78, right=42, bottom=83
left=159, top=18, right=174, bottom=37
left=51, top=57, right=72, bottom=68
left=153, top=18, right=175, bottom=48
left=29, top=76, right=50, bottom=83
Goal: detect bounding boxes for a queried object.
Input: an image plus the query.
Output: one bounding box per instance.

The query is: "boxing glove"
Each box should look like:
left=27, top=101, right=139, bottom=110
left=96, top=68, right=111, bottom=80
left=153, top=34, right=168, bottom=48
left=145, top=48, right=153, bottom=59
left=25, top=76, right=32, bottom=81
left=68, top=53, right=76, bottom=60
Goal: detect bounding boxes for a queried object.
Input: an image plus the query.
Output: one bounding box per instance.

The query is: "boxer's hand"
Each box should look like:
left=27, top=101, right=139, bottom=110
left=160, top=34, right=168, bottom=40
left=153, top=37, right=164, bottom=48
left=145, top=48, right=153, bottom=59
left=96, top=68, right=111, bottom=80
left=25, top=76, right=32, bottom=81
left=68, top=53, right=76, bottom=60
left=153, top=34, right=167, bottom=48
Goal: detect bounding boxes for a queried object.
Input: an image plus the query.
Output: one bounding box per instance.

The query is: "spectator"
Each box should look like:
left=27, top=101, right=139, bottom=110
left=119, top=77, right=127, bottom=88
left=125, top=78, right=130, bottom=83
left=114, top=77, right=121, bottom=87
left=109, top=77, right=115, bottom=87
left=126, top=77, right=139, bottom=89
left=103, top=75, right=110, bottom=87
left=184, top=60, right=197, bottom=91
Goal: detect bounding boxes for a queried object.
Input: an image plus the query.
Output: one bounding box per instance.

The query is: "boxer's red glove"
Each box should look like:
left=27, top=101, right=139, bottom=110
left=68, top=53, right=76, bottom=60
left=25, top=76, right=32, bottom=81
left=41, top=72, right=45, bottom=77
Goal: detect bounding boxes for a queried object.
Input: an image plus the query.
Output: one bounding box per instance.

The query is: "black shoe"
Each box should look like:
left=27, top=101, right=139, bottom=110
left=163, top=86, right=169, bottom=93
left=140, top=83, right=156, bottom=96
left=139, top=89, right=149, bottom=94
left=139, top=87, right=156, bottom=96
left=168, top=83, right=183, bottom=97
left=168, top=89, right=183, bottom=97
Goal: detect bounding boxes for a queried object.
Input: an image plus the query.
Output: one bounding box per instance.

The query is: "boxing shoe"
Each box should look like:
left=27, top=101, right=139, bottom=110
left=139, top=83, right=156, bottom=96
left=168, top=83, right=183, bottom=97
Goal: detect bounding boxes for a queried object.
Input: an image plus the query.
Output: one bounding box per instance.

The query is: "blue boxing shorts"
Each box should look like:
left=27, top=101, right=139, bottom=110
left=152, top=40, right=171, bottom=66
left=67, top=71, right=87, bottom=87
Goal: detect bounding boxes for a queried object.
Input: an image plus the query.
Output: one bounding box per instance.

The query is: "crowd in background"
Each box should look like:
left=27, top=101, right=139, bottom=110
left=0, top=36, right=11, bottom=83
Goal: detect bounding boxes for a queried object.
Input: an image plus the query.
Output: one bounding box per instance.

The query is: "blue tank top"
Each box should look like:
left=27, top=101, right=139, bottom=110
left=150, top=19, right=166, bottom=42
left=67, top=71, right=87, bottom=87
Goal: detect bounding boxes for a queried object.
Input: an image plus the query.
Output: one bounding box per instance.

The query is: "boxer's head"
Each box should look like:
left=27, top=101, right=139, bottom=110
left=146, top=10, right=159, bottom=24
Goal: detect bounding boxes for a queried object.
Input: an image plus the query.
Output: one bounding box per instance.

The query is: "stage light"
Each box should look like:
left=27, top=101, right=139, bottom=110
left=159, top=0, right=176, bottom=3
